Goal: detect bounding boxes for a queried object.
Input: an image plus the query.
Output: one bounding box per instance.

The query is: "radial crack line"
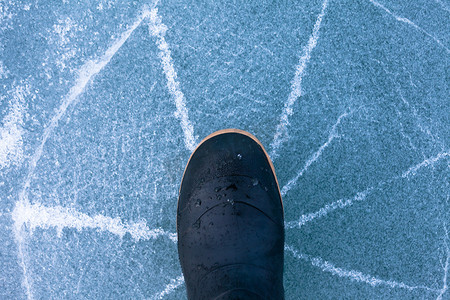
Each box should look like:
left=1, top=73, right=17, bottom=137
left=148, top=8, right=198, bottom=152
left=13, top=10, right=151, bottom=300
left=285, top=245, right=438, bottom=292
left=270, top=0, right=329, bottom=159
left=435, top=0, right=450, bottom=13
left=11, top=201, right=177, bottom=242
left=402, top=151, right=449, bottom=178
left=151, top=275, right=185, bottom=300
left=285, top=186, right=374, bottom=229
left=281, top=109, right=351, bottom=197
left=368, top=0, right=450, bottom=53
left=14, top=222, right=32, bottom=300
left=286, top=151, right=449, bottom=229
left=437, top=223, right=449, bottom=300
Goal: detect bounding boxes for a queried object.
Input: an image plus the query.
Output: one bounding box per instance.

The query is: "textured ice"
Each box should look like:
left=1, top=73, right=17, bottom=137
left=1, top=0, right=449, bottom=299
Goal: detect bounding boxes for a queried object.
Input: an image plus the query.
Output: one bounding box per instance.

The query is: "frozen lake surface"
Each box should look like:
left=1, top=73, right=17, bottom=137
left=1, top=0, right=449, bottom=299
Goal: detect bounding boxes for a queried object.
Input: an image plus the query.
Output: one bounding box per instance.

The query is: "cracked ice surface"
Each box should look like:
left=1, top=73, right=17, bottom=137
left=0, top=0, right=449, bottom=299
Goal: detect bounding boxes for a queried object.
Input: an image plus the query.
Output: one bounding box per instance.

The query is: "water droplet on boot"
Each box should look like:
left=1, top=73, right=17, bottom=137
left=227, top=199, right=234, bottom=205
left=214, top=187, right=221, bottom=192
left=195, top=199, right=202, bottom=207
left=236, top=153, right=242, bottom=160
left=252, top=178, right=259, bottom=186
left=226, top=183, right=238, bottom=191
left=193, top=220, right=201, bottom=229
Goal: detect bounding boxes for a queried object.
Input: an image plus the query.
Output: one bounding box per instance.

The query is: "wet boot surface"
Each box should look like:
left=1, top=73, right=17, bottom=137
left=177, top=129, right=285, bottom=300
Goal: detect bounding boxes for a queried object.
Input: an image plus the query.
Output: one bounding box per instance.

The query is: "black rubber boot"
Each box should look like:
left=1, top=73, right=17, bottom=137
left=177, top=129, right=284, bottom=300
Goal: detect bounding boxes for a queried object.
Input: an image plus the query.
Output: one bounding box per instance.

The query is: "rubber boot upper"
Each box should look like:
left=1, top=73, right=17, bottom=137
left=177, top=130, right=284, bottom=300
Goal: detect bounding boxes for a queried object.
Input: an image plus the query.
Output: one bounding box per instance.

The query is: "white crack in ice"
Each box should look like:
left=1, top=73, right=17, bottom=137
left=270, top=0, right=329, bottom=159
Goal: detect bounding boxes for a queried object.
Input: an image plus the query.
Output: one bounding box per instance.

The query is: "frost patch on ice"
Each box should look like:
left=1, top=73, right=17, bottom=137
left=0, top=2, right=14, bottom=30
left=96, top=0, right=114, bottom=11
left=0, top=85, right=27, bottom=169
left=0, top=61, right=9, bottom=79
left=53, top=17, right=78, bottom=45
left=50, top=17, right=83, bottom=71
